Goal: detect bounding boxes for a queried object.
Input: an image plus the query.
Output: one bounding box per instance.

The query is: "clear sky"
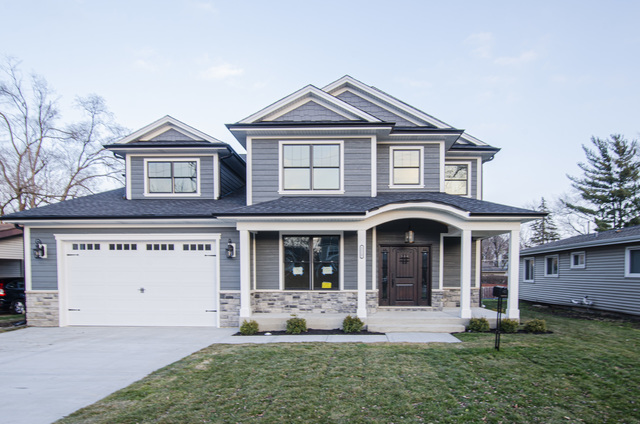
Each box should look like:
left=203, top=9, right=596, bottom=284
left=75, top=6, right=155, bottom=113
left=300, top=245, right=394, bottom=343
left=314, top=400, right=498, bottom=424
left=2, top=0, right=639, bottom=208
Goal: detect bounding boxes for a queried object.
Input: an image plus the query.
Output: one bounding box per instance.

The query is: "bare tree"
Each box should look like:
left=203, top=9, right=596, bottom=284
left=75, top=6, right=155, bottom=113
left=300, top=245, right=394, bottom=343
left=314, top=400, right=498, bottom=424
left=0, top=58, right=125, bottom=215
left=481, top=234, right=509, bottom=267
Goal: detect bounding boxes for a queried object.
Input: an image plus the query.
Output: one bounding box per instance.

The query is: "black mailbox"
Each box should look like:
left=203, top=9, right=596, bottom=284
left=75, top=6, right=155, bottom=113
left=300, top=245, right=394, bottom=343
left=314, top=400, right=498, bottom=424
left=493, top=286, right=508, bottom=298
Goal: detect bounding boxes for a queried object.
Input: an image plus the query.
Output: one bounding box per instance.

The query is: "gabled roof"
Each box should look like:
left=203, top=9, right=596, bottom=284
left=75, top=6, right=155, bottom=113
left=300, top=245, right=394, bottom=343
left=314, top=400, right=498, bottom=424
left=113, top=115, right=226, bottom=145
left=522, top=225, right=640, bottom=255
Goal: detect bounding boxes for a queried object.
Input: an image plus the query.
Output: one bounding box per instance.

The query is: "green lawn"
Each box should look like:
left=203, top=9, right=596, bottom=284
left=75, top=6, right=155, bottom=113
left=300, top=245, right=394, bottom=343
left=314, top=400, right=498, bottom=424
left=58, top=304, right=640, bottom=424
left=0, top=313, right=26, bottom=333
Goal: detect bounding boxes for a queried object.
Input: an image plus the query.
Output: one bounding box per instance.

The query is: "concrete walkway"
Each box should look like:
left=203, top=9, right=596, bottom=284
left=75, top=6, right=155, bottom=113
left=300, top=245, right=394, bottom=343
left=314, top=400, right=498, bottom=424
left=0, top=327, right=460, bottom=424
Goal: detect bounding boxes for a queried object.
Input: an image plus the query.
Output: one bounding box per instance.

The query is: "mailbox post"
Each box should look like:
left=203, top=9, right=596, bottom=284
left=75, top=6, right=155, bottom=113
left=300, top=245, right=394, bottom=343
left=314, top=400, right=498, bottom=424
left=493, top=286, right=509, bottom=351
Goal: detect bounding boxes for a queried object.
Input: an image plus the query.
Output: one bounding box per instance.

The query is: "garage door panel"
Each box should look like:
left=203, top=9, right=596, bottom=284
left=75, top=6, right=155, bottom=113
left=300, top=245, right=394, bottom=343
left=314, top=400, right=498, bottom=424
left=64, top=239, right=218, bottom=327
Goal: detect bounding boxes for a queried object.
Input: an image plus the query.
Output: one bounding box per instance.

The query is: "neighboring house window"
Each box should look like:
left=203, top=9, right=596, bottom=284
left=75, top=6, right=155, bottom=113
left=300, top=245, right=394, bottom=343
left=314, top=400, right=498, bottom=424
left=281, top=143, right=341, bottom=192
left=444, top=164, right=469, bottom=195
left=146, top=159, right=199, bottom=195
left=390, top=147, right=424, bottom=187
left=524, top=258, right=535, bottom=282
left=625, top=247, right=640, bottom=277
left=283, top=235, right=340, bottom=290
left=570, top=252, right=586, bottom=269
left=545, top=255, right=559, bottom=277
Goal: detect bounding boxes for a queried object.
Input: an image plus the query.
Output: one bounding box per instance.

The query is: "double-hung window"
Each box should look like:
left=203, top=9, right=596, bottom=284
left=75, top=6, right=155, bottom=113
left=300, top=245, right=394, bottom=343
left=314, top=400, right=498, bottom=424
left=283, top=235, right=340, bottom=290
left=281, top=143, right=341, bottom=192
left=524, top=258, right=535, bottom=282
left=545, top=255, right=559, bottom=277
left=444, top=164, right=469, bottom=195
left=390, top=146, right=424, bottom=187
left=146, top=159, right=199, bottom=195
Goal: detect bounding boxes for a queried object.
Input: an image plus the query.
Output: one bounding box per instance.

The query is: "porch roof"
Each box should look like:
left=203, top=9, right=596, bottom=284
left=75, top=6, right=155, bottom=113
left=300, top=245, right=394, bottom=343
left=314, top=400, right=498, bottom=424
left=218, top=192, right=543, bottom=218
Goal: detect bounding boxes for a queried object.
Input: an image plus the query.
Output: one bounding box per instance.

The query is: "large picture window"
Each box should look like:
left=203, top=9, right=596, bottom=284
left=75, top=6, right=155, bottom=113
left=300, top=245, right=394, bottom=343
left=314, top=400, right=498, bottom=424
left=282, top=143, right=341, bottom=191
left=444, top=164, right=469, bottom=195
left=146, top=160, right=198, bottom=194
left=283, top=235, right=340, bottom=290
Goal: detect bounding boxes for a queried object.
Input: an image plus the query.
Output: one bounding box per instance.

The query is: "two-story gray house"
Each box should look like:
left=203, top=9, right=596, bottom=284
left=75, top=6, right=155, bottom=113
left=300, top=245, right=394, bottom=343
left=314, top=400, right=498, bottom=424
left=3, top=76, right=542, bottom=330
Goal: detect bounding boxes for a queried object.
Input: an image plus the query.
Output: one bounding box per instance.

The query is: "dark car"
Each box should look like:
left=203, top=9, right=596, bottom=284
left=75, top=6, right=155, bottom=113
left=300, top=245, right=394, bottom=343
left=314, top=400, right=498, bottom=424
left=0, top=278, right=26, bottom=314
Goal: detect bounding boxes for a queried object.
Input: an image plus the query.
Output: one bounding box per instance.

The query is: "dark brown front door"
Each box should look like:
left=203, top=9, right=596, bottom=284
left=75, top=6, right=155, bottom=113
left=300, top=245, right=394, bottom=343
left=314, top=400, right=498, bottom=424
left=379, top=245, right=431, bottom=306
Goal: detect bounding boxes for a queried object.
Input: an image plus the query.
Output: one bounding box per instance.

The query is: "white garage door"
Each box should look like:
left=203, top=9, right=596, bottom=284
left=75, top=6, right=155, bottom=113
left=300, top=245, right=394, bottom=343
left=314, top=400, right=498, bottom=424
left=63, top=238, right=218, bottom=326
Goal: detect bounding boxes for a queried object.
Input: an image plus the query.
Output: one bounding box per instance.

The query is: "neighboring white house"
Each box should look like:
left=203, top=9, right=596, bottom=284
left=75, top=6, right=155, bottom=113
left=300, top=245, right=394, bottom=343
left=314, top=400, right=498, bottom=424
left=3, top=76, right=542, bottom=329
left=520, top=225, right=640, bottom=316
left=0, top=224, right=23, bottom=278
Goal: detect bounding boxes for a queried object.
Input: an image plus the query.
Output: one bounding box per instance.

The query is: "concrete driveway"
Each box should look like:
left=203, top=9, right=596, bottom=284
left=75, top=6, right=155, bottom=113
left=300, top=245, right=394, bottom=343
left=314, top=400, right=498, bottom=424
left=0, top=326, right=236, bottom=424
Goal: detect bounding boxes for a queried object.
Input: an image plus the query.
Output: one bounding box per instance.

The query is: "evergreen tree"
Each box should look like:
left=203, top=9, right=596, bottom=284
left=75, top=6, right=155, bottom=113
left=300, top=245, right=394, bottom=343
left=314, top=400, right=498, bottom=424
left=529, top=197, right=560, bottom=245
left=565, top=135, right=640, bottom=232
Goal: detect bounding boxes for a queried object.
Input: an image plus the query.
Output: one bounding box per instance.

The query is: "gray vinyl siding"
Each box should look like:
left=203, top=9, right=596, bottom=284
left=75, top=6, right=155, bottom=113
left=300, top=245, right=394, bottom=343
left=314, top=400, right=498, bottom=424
left=377, top=144, right=441, bottom=193
left=520, top=244, right=640, bottom=316
left=150, top=128, right=194, bottom=141
left=250, top=138, right=372, bottom=205
left=219, top=161, right=244, bottom=196
left=273, top=101, right=349, bottom=122
left=129, top=155, right=215, bottom=200
left=343, top=232, right=357, bottom=290
left=255, top=232, right=280, bottom=290
left=442, top=237, right=478, bottom=288
left=336, top=91, right=416, bottom=126
left=29, top=227, right=239, bottom=291
left=0, top=259, right=23, bottom=277
left=445, top=158, right=479, bottom=199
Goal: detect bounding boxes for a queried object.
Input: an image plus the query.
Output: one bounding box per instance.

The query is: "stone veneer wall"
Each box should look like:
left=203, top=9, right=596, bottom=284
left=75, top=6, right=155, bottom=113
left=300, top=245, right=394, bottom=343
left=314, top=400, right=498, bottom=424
left=252, top=291, right=379, bottom=315
left=26, top=291, right=59, bottom=327
left=219, top=292, right=241, bottom=327
left=440, top=288, right=481, bottom=308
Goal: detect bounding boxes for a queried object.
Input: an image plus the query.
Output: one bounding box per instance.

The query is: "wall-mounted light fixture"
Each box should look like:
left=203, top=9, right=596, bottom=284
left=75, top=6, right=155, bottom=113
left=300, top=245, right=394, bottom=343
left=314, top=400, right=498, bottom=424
left=33, top=239, right=47, bottom=259
left=404, top=227, right=415, bottom=244
left=226, top=239, right=236, bottom=258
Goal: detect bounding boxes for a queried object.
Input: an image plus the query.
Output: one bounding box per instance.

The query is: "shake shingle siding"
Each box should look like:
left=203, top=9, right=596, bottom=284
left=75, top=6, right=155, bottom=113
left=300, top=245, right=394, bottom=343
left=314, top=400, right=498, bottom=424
left=129, top=155, right=215, bottom=200
left=29, top=227, right=239, bottom=291
left=520, top=243, right=640, bottom=316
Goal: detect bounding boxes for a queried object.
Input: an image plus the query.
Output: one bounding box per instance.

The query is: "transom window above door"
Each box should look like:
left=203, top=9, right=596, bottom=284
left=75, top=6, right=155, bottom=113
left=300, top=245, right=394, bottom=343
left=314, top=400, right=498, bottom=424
left=389, top=147, right=424, bottom=188
left=145, top=159, right=199, bottom=195
left=280, top=142, right=342, bottom=192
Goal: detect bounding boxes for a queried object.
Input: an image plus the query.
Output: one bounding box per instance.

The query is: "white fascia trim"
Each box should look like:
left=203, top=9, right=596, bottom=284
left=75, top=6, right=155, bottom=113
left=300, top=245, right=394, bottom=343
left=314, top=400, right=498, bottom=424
left=475, top=239, right=481, bottom=288
left=388, top=146, right=425, bottom=189
left=54, top=233, right=222, bottom=242
left=246, top=137, right=253, bottom=206
left=239, top=85, right=381, bottom=124
left=142, top=157, right=201, bottom=198
left=570, top=251, right=586, bottom=269
left=140, top=125, right=199, bottom=142
left=278, top=140, right=345, bottom=195
left=262, top=97, right=359, bottom=122
left=444, top=160, right=473, bottom=198
left=438, top=233, right=444, bottom=290
left=371, top=135, right=377, bottom=197
left=322, top=76, right=452, bottom=128
left=439, top=143, right=445, bottom=192
left=476, top=157, right=483, bottom=200
left=115, top=115, right=224, bottom=145
left=459, top=132, right=488, bottom=146
left=125, top=154, right=132, bottom=200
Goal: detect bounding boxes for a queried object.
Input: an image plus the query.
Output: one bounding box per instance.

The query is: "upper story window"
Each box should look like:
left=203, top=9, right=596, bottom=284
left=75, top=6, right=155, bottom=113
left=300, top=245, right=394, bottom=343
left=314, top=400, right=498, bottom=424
left=144, top=159, right=200, bottom=196
left=389, top=146, right=424, bottom=188
left=570, top=251, right=586, bottom=269
left=545, top=255, right=559, bottom=277
left=524, top=258, right=535, bottom=282
left=280, top=142, right=343, bottom=193
left=625, top=247, right=640, bottom=277
left=444, top=164, right=469, bottom=195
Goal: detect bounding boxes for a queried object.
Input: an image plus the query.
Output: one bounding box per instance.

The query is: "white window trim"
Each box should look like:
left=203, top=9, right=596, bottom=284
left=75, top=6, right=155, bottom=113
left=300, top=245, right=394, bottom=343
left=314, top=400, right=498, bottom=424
left=278, top=140, right=345, bottom=195
left=279, top=231, right=344, bottom=291
left=143, top=158, right=201, bottom=197
left=625, top=246, right=640, bottom=277
left=544, top=254, right=559, bottom=277
left=523, top=257, right=535, bottom=282
left=570, top=251, right=586, bottom=269
left=444, top=160, right=472, bottom=197
left=388, top=146, right=425, bottom=189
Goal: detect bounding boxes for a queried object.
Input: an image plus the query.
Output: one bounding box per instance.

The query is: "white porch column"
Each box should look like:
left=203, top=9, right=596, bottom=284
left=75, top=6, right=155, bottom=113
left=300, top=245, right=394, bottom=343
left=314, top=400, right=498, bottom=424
left=357, top=229, right=367, bottom=319
left=239, top=229, right=252, bottom=318
left=459, top=229, right=472, bottom=318
left=507, top=228, right=521, bottom=320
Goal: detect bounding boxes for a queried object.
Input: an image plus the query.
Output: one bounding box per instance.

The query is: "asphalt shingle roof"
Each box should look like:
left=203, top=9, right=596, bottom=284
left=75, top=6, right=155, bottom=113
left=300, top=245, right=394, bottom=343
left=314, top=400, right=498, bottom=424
left=522, top=225, right=640, bottom=254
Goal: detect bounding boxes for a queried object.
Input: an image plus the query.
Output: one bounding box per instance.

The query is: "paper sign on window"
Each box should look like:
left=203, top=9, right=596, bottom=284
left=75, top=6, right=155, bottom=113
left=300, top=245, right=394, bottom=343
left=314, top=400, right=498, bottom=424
left=322, top=266, right=333, bottom=275
left=292, top=267, right=304, bottom=276
left=322, top=282, right=332, bottom=289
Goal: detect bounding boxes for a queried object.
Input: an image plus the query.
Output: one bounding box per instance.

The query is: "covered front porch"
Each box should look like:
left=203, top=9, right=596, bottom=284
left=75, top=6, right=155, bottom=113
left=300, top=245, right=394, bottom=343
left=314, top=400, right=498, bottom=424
left=230, top=200, right=528, bottom=331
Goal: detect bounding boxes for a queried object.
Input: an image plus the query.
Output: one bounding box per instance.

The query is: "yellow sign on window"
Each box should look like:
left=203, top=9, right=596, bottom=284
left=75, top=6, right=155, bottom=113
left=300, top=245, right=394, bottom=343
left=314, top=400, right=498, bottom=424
left=322, top=282, right=332, bottom=289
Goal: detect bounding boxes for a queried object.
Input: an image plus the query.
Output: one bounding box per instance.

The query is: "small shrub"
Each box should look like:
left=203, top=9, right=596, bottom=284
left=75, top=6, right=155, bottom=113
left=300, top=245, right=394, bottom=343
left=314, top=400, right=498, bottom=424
left=342, top=315, right=365, bottom=333
left=239, top=319, right=259, bottom=335
left=467, top=317, right=490, bottom=332
left=286, top=316, right=307, bottom=334
left=524, top=319, right=547, bottom=333
left=499, top=318, right=519, bottom=333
